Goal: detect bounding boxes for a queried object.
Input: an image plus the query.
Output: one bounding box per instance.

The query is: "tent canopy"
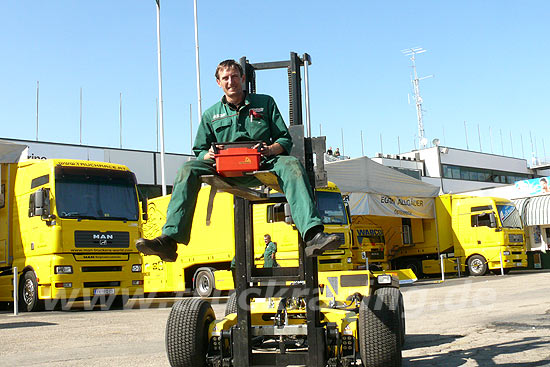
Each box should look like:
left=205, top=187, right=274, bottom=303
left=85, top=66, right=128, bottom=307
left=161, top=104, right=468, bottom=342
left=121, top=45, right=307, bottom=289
left=513, top=195, right=550, bottom=226
left=325, top=157, right=440, bottom=218
left=0, top=140, right=27, bottom=163
left=325, top=156, right=439, bottom=197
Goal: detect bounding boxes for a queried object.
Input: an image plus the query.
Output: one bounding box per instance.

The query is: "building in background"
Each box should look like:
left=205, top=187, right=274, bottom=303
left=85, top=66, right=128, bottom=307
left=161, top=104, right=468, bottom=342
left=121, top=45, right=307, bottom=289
left=2, top=138, right=194, bottom=199
left=374, top=146, right=536, bottom=194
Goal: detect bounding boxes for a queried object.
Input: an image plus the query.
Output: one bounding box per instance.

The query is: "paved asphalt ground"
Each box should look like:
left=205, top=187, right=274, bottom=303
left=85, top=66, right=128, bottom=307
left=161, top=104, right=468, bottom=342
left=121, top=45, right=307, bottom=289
left=1, top=270, right=550, bottom=366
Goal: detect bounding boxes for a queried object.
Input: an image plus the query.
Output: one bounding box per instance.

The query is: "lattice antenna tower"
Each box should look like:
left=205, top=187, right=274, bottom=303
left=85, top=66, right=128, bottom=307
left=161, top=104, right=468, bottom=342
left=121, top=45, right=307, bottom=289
left=402, top=47, right=433, bottom=149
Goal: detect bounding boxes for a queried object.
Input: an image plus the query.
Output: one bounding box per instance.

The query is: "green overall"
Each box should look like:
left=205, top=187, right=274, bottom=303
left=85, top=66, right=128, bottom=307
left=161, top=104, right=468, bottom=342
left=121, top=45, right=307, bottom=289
left=262, top=241, right=278, bottom=268
left=161, top=93, right=323, bottom=244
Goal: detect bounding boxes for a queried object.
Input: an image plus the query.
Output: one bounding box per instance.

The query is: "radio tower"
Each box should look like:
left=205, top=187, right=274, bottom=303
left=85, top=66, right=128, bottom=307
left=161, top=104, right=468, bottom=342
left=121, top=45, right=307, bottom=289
left=402, top=47, right=432, bottom=149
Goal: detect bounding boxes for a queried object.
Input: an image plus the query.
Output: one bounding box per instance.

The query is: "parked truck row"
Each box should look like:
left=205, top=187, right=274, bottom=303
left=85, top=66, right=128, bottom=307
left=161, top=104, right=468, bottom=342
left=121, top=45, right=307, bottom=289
left=0, top=153, right=527, bottom=310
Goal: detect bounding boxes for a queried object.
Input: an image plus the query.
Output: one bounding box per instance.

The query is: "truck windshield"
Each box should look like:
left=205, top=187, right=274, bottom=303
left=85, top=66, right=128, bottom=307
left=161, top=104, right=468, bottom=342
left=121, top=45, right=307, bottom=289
left=55, top=168, right=139, bottom=221
left=496, top=204, right=522, bottom=229
left=316, top=191, right=348, bottom=225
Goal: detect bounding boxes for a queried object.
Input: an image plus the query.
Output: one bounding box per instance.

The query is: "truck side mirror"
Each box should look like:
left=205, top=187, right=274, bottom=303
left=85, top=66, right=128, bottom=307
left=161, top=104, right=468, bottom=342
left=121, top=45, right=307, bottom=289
left=33, top=188, right=51, bottom=219
left=141, top=198, right=148, bottom=221
left=284, top=203, right=294, bottom=225
left=267, top=203, right=287, bottom=223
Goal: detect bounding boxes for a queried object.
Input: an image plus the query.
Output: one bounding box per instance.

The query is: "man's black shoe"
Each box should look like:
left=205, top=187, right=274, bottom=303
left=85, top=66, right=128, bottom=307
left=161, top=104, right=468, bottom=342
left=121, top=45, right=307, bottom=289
left=136, top=235, right=178, bottom=262
left=304, top=232, right=341, bottom=257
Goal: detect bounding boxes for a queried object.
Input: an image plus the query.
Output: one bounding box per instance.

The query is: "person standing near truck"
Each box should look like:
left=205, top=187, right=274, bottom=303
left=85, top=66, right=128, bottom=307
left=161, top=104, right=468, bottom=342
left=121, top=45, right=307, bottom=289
left=136, top=59, right=340, bottom=262
left=255, top=234, right=279, bottom=268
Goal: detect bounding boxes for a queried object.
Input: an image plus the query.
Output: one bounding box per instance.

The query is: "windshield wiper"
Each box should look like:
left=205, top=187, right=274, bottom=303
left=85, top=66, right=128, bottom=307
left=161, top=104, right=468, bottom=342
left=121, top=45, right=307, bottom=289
left=98, top=216, right=133, bottom=222
left=62, top=213, right=99, bottom=220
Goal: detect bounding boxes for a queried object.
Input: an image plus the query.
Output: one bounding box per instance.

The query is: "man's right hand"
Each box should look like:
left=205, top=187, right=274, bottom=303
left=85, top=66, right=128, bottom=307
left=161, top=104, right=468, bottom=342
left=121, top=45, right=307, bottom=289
left=204, top=145, right=223, bottom=160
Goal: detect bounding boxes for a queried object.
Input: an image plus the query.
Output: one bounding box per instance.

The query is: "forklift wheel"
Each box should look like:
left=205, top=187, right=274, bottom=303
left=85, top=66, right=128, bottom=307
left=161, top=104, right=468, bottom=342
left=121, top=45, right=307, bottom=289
left=166, top=298, right=215, bottom=367
left=224, top=291, right=238, bottom=316
left=359, top=287, right=402, bottom=367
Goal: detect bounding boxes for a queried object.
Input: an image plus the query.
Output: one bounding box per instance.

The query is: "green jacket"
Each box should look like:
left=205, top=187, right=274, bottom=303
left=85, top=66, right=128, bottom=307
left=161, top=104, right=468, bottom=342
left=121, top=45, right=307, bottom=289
left=193, top=93, right=293, bottom=160
left=263, top=241, right=278, bottom=268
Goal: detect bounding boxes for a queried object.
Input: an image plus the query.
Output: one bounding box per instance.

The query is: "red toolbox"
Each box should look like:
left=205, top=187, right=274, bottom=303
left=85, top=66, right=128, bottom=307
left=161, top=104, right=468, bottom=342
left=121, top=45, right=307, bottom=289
left=213, top=142, right=261, bottom=177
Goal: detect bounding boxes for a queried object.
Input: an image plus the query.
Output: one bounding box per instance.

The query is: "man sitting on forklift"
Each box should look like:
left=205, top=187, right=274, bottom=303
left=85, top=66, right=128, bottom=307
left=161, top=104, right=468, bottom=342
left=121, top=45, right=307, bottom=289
left=136, top=59, right=340, bottom=262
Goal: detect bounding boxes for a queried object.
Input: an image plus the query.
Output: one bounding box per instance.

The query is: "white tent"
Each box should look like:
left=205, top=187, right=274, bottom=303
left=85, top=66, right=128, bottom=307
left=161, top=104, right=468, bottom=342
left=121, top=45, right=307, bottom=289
left=326, top=156, right=440, bottom=218
left=0, top=141, right=27, bottom=209
left=0, top=140, right=27, bottom=163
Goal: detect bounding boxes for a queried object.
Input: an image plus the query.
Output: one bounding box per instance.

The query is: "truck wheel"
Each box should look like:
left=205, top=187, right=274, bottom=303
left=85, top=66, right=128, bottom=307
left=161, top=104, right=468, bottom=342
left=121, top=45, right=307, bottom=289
left=358, top=287, right=402, bottom=367
left=468, top=255, right=488, bottom=276
left=224, top=291, right=237, bottom=316
left=398, top=292, right=406, bottom=347
left=195, top=270, right=214, bottom=298
left=20, top=271, right=44, bottom=312
left=491, top=268, right=511, bottom=275
left=403, top=260, right=422, bottom=278
left=166, top=298, right=215, bottom=367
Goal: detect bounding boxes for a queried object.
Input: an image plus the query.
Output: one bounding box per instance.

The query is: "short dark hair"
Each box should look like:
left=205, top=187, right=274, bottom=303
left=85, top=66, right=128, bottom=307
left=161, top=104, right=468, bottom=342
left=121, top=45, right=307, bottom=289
left=541, top=178, right=547, bottom=184
left=215, top=59, right=243, bottom=80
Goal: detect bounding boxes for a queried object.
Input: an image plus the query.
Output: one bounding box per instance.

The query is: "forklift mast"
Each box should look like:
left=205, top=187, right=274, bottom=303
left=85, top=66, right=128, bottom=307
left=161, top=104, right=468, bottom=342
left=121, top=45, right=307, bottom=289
left=230, top=52, right=328, bottom=367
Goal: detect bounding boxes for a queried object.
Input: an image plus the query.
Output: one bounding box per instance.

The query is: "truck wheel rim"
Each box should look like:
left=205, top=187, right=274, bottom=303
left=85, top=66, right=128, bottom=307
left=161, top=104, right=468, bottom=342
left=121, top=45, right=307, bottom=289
left=198, top=275, right=210, bottom=294
left=23, top=279, right=35, bottom=305
left=471, top=259, right=483, bottom=272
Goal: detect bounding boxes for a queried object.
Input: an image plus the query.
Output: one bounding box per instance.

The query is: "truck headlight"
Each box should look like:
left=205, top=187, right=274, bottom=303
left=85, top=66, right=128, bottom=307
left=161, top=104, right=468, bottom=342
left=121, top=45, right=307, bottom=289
left=502, top=251, right=510, bottom=256
left=347, top=257, right=352, bottom=263
left=376, top=274, right=392, bottom=285
left=54, top=266, right=73, bottom=274
left=132, top=264, right=142, bottom=272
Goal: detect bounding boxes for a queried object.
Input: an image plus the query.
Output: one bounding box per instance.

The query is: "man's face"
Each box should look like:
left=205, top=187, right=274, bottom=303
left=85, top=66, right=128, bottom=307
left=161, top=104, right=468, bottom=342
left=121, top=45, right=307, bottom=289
left=216, top=66, right=245, bottom=100
left=264, top=236, right=271, bottom=244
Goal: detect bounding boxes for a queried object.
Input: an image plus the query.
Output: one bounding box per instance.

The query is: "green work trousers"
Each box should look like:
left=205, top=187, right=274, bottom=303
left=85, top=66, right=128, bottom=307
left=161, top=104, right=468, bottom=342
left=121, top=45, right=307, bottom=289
left=162, top=155, right=323, bottom=244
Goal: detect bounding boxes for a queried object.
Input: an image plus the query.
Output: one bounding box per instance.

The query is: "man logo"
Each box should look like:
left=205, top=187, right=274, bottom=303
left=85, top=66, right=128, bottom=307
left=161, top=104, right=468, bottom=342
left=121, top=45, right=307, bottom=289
left=93, top=234, right=113, bottom=240
left=93, top=233, right=113, bottom=245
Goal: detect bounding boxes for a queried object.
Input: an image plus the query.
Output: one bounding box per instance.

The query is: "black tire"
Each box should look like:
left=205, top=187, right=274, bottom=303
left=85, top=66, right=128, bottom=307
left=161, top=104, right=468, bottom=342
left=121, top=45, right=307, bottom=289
left=468, top=255, right=488, bottom=276
left=224, top=291, right=237, bottom=316
left=403, top=260, right=422, bottom=278
left=358, top=287, right=402, bottom=367
left=20, top=271, right=43, bottom=312
left=195, top=270, right=214, bottom=298
left=166, top=298, right=215, bottom=367
left=491, top=268, right=511, bottom=275
left=398, top=292, right=406, bottom=347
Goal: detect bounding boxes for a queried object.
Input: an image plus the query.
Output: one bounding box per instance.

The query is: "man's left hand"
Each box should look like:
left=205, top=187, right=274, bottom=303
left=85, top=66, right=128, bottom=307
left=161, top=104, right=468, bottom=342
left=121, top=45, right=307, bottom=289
left=254, top=142, right=283, bottom=157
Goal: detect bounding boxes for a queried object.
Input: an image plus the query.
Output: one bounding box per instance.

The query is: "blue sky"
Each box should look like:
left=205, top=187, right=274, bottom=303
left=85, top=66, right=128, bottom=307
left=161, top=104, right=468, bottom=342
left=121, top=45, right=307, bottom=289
left=2, top=1, right=549, bottom=162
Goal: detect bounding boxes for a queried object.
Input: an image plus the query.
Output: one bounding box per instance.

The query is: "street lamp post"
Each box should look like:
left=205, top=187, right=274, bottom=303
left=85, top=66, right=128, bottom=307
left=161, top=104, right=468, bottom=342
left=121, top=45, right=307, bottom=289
left=155, top=0, right=167, bottom=195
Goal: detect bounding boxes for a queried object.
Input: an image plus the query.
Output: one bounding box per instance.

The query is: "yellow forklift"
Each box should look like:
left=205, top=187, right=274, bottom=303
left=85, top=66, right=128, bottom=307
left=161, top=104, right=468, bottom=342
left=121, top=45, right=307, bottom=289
left=164, top=53, right=405, bottom=367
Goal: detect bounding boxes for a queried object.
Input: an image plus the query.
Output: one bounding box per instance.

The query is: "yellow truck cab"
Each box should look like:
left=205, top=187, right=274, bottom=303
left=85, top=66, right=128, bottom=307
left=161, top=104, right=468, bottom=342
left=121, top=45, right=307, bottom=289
left=446, top=195, right=526, bottom=275
left=255, top=182, right=354, bottom=271
left=0, top=159, right=144, bottom=311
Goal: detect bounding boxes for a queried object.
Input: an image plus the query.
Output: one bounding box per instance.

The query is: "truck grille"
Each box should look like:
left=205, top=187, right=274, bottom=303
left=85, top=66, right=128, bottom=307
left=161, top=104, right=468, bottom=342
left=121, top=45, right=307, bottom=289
left=508, top=234, right=523, bottom=243
left=74, top=231, right=130, bottom=248
left=81, top=266, right=122, bottom=272
left=319, top=259, right=342, bottom=264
